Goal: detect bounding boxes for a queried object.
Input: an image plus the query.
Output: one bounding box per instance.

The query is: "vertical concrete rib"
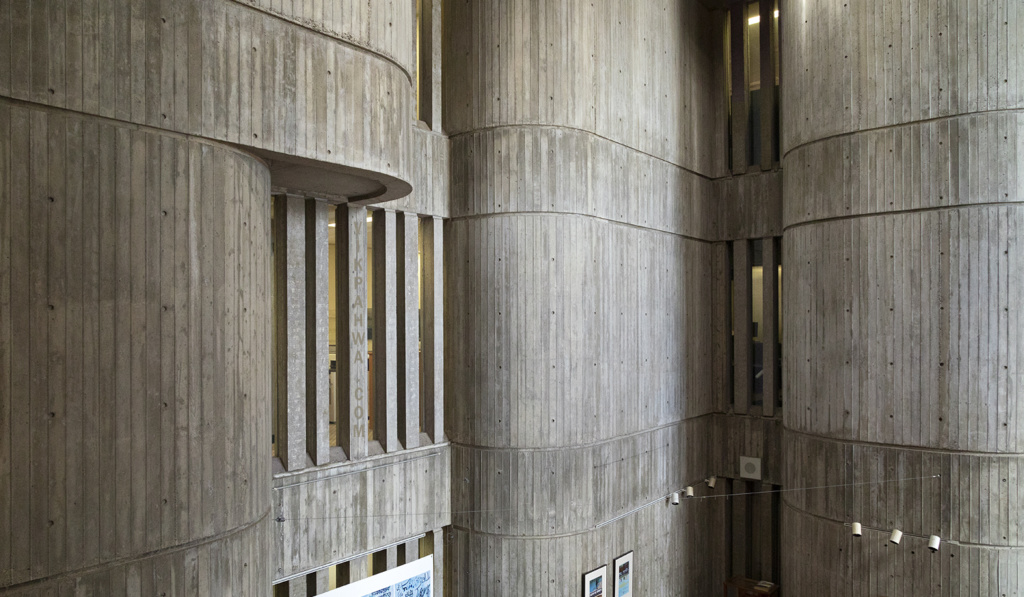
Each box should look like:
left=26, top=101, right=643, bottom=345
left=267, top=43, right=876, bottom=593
left=420, top=216, right=444, bottom=444
left=443, top=0, right=727, bottom=594
left=336, top=204, right=369, bottom=461
left=274, top=194, right=307, bottom=472
left=397, top=211, right=420, bottom=450
left=306, top=199, right=331, bottom=466
left=372, top=209, right=399, bottom=452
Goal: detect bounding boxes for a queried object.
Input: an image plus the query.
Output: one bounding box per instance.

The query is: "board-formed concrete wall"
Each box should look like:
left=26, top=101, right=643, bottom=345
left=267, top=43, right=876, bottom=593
left=781, top=1, right=1024, bottom=594
left=0, top=0, right=413, bottom=201
left=0, top=0, right=430, bottom=593
left=443, top=1, right=730, bottom=594
left=0, top=99, right=272, bottom=594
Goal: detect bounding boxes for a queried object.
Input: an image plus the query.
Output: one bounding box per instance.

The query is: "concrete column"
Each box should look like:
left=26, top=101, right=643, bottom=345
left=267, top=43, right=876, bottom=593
left=370, top=549, right=389, bottom=575
left=732, top=239, right=752, bottom=414
left=397, top=212, right=420, bottom=449
left=398, top=538, right=419, bottom=565
left=713, top=242, right=733, bottom=412
left=758, top=0, right=777, bottom=171
left=306, top=199, right=331, bottom=465
left=420, top=216, right=444, bottom=444
left=275, top=194, right=307, bottom=471
left=432, top=530, right=444, bottom=597
left=371, top=209, right=399, bottom=452
left=0, top=101, right=272, bottom=593
left=274, top=579, right=304, bottom=597
left=730, top=6, right=749, bottom=174
left=335, top=561, right=351, bottom=586
left=336, top=204, right=369, bottom=461
left=761, top=238, right=778, bottom=416
left=307, top=569, right=329, bottom=596
left=781, top=2, right=1024, bottom=594
left=443, top=1, right=722, bottom=593
left=348, top=555, right=370, bottom=583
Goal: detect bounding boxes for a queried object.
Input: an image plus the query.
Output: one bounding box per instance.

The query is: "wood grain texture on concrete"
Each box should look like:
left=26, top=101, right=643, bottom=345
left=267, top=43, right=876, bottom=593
left=336, top=204, right=370, bottom=463
left=306, top=199, right=331, bottom=466
left=781, top=0, right=1024, bottom=156
left=0, top=100, right=272, bottom=593
left=781, top=0, right=1024, bottom=593
left=396, top=211, right=420, bottom=450
left=442, top=0, right=732, bottom=594
left=443, top=0, right=726, bottom=177
left=271, top=443, right=450, bottom=581
left=371, top=209, right=399, bottom=453
left=274, top=195, right=308, bottom=473
left=229, top=0, right=416, bottom=76
left=0, top=0, right=414, bottom=201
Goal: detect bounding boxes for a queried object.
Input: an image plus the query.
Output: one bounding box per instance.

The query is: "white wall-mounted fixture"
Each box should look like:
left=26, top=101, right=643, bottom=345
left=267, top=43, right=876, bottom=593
left=685, top=486, right=695, bottom=498
left=670, top=492, right=680, bottom=505
left=889, top=529, right=903, bottom=545
left=706, top=476, right=717, bottom=489
left=740, top=456, right=762, bottom=480
left=928, top=535, right=941, bottom=552
left=851, top=522, right=862, bottom=537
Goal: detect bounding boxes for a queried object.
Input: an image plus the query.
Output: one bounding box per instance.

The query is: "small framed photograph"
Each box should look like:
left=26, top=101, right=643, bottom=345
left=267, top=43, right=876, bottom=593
left=614, top=551, right=634, bottom=597
left=583, top=565, right=607, bottom=597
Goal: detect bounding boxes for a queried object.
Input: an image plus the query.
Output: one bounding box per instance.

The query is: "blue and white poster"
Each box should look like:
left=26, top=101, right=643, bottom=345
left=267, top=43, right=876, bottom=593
left=319, top=555, right=433, bottom=597
left=614, top=552, right=633, bottom=597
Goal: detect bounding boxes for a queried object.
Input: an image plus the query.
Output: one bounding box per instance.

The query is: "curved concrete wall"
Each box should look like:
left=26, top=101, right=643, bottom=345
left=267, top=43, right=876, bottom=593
left=443, top=0, right=726, bottom=594
left=0, top=0, right=413, bottom=200
left=0, top=0, right=426, bottom=592
left=781, top=1, right=1024, bottom=593
left=0, top=101, right=271, bottom=593
left=231, top=0, right=416, bottom=75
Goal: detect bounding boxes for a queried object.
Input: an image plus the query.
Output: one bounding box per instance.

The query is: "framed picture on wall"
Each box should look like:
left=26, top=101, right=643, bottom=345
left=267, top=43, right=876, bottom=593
left=614, top=551, right=633, bottom=597
left=583, top=565, right=607, bottom=597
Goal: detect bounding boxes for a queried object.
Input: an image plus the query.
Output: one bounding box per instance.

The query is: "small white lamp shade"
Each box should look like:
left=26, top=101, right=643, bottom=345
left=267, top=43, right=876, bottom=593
left=889, top=529, right=903, bottom=545
left=928, top=535, right=941, bottom=552
left=685, top=486, right=695, bottom=498
left=707, top=476, right=717, bottom=489
left=670, top=492, right=680, bottom=505
left=851, top=522, right=862, bottom=537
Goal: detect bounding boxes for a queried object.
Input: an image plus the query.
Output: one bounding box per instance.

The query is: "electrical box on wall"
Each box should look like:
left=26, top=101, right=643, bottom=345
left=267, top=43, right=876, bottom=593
left=740, top=456, right=762, bottom=480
